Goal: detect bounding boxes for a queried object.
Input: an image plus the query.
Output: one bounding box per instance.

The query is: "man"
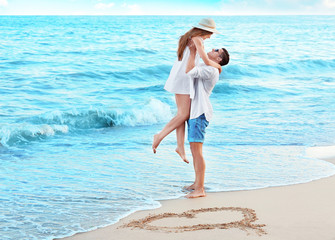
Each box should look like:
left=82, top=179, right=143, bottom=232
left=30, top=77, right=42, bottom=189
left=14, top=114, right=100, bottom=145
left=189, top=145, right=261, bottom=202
left=184, top=43, right=229, bottom=198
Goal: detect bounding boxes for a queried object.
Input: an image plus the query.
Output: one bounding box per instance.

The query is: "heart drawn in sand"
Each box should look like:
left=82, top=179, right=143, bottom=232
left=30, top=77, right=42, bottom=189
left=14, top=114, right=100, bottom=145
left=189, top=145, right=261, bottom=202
left=121, top=207, right=266, bottom=235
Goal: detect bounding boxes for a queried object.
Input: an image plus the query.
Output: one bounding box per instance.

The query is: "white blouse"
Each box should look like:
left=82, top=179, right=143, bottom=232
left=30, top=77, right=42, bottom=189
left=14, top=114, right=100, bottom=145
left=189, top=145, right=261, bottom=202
left=164, top=45, right=200, bottom=95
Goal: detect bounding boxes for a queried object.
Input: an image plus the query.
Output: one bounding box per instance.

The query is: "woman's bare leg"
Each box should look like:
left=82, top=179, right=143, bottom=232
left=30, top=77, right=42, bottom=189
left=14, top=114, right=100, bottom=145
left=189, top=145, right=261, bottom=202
left=152, top=94, right=190, bottom=158
left=175, top=121, right=189, bottom=163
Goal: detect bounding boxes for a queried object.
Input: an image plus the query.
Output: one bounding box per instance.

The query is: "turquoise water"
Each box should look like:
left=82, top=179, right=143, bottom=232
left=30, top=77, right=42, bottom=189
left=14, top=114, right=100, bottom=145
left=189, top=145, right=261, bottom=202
left=1, top=15, right=335, bottom=239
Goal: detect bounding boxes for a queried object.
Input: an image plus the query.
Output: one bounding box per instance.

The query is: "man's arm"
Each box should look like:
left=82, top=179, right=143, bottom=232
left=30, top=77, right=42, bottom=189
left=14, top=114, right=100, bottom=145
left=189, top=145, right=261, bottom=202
left=186, top=41, right=219, bottom=81
left=186, top=41, right=197, bottom=73
left=192, top=37, right=222, bottom=73
left=187, top=63, right=218, bottom=81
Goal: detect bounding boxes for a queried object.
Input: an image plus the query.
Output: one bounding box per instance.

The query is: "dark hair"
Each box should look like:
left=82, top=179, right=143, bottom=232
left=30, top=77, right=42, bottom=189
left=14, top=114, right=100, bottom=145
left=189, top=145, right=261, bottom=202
left=219, top=48, right=229, bottom=66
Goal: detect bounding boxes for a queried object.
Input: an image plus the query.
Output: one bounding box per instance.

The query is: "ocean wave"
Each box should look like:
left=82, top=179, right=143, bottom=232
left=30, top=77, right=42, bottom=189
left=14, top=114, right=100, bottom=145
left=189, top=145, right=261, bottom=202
left=57, top=71, right=106, bottom=80
left=114, top=84, right=166, bottom=94
left=224, top=65, right=258, bottom=78
left=0, top=124, right=68, bottom=147
left=212, top=83, right=294, bottom=96
left=262, top=59, right=334, bottom=74
left=106, top=64, right=171, bottom=81
left=138, top=64, right=171, bottom=75
left=0, top=98, right=173, bottom=147
left=115, top=47, right=157, bottom=54
left=6, top=60, right=40, bottom=66
left=31, top=98, right=173, bottom=128
left=224, top=58, right=335, bottom=78
left=135, top=84, right=165, bottom=92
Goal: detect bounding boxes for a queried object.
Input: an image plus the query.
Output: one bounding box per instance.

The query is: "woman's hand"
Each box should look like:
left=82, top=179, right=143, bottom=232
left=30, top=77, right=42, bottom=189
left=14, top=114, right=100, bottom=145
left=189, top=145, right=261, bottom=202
left=218, top=65, right=222, bottom=74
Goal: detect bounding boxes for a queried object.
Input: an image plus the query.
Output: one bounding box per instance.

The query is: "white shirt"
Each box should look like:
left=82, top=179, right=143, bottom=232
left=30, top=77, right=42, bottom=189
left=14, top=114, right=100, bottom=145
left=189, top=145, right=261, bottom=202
left=164, top=42, right=201, bottom=94
left=187, top=63, right=219, bottom=121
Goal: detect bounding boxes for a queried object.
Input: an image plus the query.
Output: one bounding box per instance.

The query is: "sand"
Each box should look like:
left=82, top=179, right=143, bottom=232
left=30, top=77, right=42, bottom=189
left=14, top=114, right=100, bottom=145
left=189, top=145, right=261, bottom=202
left=59, top=146, right=335, bottom=240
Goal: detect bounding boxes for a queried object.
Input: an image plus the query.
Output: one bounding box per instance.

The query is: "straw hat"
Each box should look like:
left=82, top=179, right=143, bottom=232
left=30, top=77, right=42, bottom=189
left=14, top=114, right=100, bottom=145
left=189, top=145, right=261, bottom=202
left=193, top=18, right=220, bottom=34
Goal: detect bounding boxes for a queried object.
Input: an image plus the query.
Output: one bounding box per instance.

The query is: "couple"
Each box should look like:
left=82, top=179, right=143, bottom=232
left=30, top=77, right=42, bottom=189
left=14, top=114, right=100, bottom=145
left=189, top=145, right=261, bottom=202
left=152, top=18, right=230, bottom=198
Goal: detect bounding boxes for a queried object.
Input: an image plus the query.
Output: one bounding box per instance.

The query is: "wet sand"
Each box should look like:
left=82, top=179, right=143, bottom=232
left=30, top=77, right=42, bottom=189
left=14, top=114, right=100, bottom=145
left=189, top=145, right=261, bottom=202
left=60, top=146, right=335, bottom=240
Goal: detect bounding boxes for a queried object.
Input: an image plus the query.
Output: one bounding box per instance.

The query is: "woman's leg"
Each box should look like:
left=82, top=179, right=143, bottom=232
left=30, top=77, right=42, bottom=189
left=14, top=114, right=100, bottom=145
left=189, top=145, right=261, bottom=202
left=152, top=94, right=190, bottom=156
left=175, top=120, right=189, bottom=163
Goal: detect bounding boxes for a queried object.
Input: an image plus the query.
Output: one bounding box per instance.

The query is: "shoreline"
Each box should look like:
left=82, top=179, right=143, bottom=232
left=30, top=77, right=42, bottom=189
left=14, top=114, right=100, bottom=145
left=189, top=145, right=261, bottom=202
left=59, top=145, right=335, bottom=240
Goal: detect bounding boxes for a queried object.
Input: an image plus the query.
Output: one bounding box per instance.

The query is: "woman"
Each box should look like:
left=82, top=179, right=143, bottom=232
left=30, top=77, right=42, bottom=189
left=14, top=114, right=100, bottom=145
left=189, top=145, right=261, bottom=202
left=152, top=18, right=221, bottom=163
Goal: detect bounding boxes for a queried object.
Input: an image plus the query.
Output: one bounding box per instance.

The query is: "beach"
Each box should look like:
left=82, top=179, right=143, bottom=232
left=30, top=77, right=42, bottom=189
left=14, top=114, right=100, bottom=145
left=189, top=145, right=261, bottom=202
left=61, top=146, right=335, bottom=240
left=1, top=15, right=335, bottom=240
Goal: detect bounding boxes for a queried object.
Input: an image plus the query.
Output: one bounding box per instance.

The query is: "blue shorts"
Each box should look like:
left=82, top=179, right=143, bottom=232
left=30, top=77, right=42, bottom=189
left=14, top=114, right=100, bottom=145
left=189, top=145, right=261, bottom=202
left=187, top=114, right=209, bottom=143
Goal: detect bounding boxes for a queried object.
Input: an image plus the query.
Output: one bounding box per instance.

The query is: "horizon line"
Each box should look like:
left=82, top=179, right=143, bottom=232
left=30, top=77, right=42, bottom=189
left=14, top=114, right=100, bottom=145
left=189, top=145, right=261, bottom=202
left=0, top=14, right=334, bottom=16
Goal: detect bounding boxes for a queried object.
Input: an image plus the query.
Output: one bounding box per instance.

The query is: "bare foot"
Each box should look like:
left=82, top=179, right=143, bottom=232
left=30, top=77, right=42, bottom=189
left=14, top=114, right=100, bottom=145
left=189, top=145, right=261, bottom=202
left=185, top=188, right=206, bottom=198
left=175, top=147, right=189, bottom=164
left=152, top=134, right=160, bottom=154
left=183, top=184, right=195, bottom=191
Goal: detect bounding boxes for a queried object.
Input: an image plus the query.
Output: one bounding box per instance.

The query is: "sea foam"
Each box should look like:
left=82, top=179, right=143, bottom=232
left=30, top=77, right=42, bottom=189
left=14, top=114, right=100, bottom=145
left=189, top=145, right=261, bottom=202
left=0, top=98, right=172, bottom=147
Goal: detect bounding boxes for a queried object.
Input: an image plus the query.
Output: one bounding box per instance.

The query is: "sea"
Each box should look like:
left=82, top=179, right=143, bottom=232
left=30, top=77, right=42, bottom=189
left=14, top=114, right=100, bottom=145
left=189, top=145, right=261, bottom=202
left=1, top=15, right=335, bottom=240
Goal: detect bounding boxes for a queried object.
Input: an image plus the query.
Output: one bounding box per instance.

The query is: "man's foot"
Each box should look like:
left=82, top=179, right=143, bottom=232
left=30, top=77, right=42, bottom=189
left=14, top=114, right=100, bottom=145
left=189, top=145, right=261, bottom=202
left=185, top=188, right=206, bottom=198
left=183, top=183, right=195, bottom=191
left=175, top=147, right=189, bottom=164
left=152, top=134, right=160, bottom=154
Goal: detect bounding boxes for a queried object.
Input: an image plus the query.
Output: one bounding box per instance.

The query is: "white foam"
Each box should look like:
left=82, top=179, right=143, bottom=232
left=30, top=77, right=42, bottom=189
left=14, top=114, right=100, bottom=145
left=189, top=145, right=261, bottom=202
left=0, top=123, right=69, bottom=147
left=306, top=145, right=335, bottom=160
left=114, top=98, right=173, bottom=126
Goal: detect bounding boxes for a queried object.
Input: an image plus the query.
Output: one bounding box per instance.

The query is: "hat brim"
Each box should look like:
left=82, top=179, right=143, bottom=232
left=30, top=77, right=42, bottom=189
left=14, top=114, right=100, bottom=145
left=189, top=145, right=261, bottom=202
left=193, top=25, right=220, bottom=34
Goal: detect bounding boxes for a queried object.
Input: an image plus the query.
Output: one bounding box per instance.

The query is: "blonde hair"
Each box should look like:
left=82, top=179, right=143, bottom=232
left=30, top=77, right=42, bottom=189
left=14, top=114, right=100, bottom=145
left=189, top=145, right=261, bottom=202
left=177, top=28, right=212, bottom=61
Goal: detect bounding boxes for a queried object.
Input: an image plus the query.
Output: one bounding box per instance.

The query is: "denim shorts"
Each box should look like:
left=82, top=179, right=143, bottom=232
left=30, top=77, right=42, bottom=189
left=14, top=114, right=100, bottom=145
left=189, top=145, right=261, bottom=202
left=187, top=114, right=209, bottom=143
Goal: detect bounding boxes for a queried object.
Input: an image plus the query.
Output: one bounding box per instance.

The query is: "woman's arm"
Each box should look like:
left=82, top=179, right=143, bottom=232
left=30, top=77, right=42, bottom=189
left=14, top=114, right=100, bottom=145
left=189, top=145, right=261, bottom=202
left=186, top=41, right=197, bottom=73
left=192, top=36, right=222, bottom=73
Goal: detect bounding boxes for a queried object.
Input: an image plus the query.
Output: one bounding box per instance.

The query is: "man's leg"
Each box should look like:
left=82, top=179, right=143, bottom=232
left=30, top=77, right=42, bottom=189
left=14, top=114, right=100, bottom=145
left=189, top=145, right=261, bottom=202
left=186, top=142, right=206, bottom=198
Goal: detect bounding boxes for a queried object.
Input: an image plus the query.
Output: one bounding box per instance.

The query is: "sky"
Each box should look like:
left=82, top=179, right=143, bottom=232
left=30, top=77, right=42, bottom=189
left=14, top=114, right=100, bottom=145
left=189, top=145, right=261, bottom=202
left=0, top=0, right=335, bottom=15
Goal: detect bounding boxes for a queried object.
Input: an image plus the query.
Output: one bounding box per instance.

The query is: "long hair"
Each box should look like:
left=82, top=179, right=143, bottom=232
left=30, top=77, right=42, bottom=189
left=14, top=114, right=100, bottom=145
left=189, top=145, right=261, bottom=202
left=177, top=27, right=212, bottom=61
